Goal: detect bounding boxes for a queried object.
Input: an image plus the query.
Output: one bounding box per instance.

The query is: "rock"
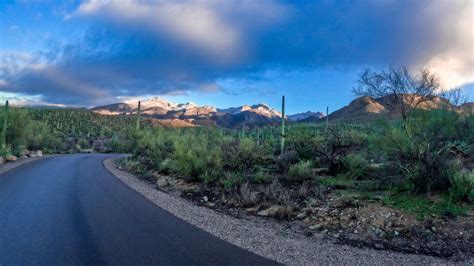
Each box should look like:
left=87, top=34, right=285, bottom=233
left=6, top=155, right=17, bottom=162
left=19, top=156, right=28, bottom=159
left=28, top=153, right=37, bottom=158
left=309, top=224, right=322, bottom=231
left=35, top=150, right=43, bottom=157
left=307, top=198, right=319, bottom=207
left=245, top=207, right=259, bottom=213
left=156, top=178, right=168, bottom=188
left=202, top=196, right=208, bottom=202
left=370, top=226, right=386, bottom=238
left=0, top=157, right=5, bottom=164
left=92, top=139, right=109, bottom=152
left=297, top=212, right=308, bottom=219
left=257, top=205, right=281, bottom=217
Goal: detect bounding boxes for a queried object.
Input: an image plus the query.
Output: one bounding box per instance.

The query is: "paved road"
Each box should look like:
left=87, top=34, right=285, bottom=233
left=0, top=154, right=276, bottom=265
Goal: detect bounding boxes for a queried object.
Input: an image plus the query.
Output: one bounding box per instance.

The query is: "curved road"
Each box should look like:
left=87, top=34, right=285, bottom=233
left=0, top=154, right=276, bottom=265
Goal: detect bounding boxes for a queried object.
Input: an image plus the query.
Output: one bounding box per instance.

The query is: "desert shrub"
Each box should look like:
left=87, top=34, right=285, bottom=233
left=133, top=129, right=175, bottom=169
left=449, top=170, right=474, bottom=203
left=119, top=157, right=148, bottom=175
left=77, top=137, right=91, bottom=149
left=313, top=127, right=368, bottom=175
left=168, top=134, right=222, bottom=182
left=2, top=108, right=33, bottom=149
left=287, top=160, right=313, bottom=182
left=287, top=133, right=324, bottom=161
left=276, top=149, right=298, bottom=172
left=341, top=154, right=369, bottom=180
left=298, top=180, right=317, bottom=198
left=263, top=180, right=291, bottom=205
left=239, top=183, right=259, bottom=207
left=0, top=108, right=63, bottom=153
left=221, top=138, right=267, bottom=173
left=251, top=170, right=273, bottom=184
left=0, top=145, right=11, bottom=157
left=375, top=110, right=472, bottom=194
left=221, top=172, right=245, bottom=189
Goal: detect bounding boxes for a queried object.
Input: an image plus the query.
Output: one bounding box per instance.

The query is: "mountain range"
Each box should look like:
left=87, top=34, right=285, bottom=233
left=91, top=95, right=473, bottom=127
left=91, top=97, right=318, bottom=127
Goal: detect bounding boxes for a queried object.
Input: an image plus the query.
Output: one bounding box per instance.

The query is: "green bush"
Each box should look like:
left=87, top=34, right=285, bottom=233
left=276, top=150, right=298, bottom=173
left=341, top=154, right=369, bottom=180
left=221, top=138, right=266, bottom=173
left=287, top=160, right=313, bottom=182
left=449, top=170, right=474, bottom=203
left=375, top=110, right=472, bottom=193
left=168, top=134, right=222, bottom=182
left=221, top=172, right=245, bottom=189
left=251, top=170, right=273, bottom=184
left=312, top=127, right=368, bottom=175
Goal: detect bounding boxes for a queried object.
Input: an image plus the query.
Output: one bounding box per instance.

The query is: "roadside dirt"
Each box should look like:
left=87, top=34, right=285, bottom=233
left=112, top=161, right=473, bottom=263
left=106, top=158, right=461, bottom=265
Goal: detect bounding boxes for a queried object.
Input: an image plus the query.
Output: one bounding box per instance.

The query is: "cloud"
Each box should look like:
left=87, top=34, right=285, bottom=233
left=0, top=0, right=472, bottom=106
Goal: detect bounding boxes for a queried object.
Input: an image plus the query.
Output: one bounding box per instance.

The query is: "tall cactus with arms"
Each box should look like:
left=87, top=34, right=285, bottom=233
left=280, top=95, right=285, bottom=155
left=136, top=100, right=141, bottom=131
left=1, top=100, right=9, bottom=149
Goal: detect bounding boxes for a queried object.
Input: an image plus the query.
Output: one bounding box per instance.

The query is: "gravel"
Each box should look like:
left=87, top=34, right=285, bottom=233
left=103, top=158, right=471, bottom=265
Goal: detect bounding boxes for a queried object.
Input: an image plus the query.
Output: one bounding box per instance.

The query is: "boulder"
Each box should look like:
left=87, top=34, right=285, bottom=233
left=36, top=150, right=43, bottom=157
left=92, top=139, right=109, bottom=152
left=0, top=157, right=5, bottom=165
left=6, top=155, right=17, bottom=162
left=257, top=205, right=281, bottom=217
left=309, top=224, right=322, bottom=231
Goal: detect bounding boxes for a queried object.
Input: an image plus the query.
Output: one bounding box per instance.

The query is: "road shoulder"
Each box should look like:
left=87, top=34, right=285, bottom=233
left=102, top=158, right=456, bottom=265
left=0, top=155, right=56, bottom=175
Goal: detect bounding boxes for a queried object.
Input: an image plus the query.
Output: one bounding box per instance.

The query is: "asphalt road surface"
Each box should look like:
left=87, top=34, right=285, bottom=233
left=0, top=154, right=276, bottom=265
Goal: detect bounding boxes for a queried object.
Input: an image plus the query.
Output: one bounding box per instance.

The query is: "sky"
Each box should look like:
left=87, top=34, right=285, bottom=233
left=0, top=0, right=473, bottom=114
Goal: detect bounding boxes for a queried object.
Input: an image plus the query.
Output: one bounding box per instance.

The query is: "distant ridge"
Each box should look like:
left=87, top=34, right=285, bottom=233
left=302, top=94, right=472, bottom=122
left=91, top=98, right=285, bottom=127
left=90, top=94, right=472, bottom=127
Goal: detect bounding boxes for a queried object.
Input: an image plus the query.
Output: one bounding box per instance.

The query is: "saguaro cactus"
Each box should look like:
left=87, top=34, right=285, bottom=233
left=326, top=106, right=329, bottom=128
left=136, top=100, right=141, bottom=131
left=280, top=95, right=285, bottom=155
left=1, top=100, right=9, bottom=149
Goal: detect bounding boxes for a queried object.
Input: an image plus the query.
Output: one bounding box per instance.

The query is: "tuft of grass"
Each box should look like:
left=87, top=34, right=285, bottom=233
left=383, top=193, right=469, bottom=220
left=287, top=160, right=313, bottom=182
left=251, top=170, right=273, bottom=184
left=319, top=175, right=353, bottom=188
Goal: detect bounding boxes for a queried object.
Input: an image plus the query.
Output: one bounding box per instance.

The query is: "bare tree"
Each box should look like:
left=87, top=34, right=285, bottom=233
left=353, top=66, right=440, bottom=122
left=439, top=88, right=469, bottom=107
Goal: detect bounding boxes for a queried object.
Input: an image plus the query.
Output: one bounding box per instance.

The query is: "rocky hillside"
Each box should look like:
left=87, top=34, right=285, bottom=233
left=302, top=95, right=472, bottom=122
left=288, top=111, right=325, bottom=121
left=91, top=95, right=472, bottom=127
left=91, top=97, right=283, bottom=127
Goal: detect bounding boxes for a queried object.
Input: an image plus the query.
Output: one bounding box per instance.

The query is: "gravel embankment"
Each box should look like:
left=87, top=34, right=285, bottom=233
left=0, top=155, right=56, bottom=175
left=103, top=158, right=470, bottom=265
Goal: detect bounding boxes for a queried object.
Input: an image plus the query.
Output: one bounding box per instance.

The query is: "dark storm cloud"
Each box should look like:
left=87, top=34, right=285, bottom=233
left=1, top=0, right=472, bottom=105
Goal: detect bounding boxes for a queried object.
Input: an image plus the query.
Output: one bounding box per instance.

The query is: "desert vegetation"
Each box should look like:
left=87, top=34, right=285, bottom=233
left=0, top=67, right=472, bottom=258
